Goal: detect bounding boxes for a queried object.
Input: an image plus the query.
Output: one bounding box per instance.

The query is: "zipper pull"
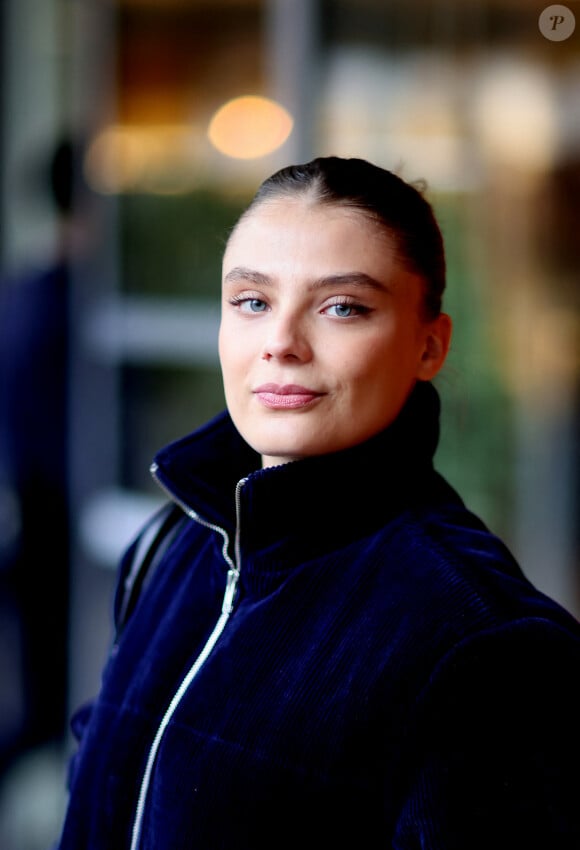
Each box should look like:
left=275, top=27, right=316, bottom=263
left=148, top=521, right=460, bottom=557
left=222, top=567, right=239, bottom=615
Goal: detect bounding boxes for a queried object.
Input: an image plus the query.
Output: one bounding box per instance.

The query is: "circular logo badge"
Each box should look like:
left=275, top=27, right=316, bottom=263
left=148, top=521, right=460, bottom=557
left=539, top=5, right=576, bottom=41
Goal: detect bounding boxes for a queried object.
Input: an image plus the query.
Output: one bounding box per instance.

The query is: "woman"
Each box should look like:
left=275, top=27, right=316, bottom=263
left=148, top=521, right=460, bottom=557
left=57, top=157, right=580, bottom=849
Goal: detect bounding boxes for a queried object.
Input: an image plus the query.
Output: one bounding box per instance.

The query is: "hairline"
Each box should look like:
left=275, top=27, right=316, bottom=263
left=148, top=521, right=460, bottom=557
left=227, top=186, right=437, bottom=319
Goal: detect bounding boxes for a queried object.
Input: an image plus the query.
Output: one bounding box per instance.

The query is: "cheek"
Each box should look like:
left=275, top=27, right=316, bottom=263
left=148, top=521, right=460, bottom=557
left=334, top=339, right=389, bottom=385
left=217, top=326, right=236, bottom=382
left=218, top=318, right=239, bottom=357
left=334, top=335, right=418, bottom=407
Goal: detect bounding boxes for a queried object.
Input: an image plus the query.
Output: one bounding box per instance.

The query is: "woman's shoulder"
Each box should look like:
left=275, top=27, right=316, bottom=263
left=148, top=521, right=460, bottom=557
left=371, top=490, right=580, bottom=649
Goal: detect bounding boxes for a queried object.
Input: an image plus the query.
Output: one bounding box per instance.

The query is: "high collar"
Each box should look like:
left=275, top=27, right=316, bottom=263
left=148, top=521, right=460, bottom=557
left=152, top=381, right=442, bottom=565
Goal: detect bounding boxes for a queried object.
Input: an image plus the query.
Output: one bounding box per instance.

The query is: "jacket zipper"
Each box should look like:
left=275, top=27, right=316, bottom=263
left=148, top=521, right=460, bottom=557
left=129, top=466, right=247, bottom=850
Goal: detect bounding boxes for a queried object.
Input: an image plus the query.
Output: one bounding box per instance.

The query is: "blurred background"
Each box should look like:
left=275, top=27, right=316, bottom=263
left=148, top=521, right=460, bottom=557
left=0, top=0, right=578, bottom=846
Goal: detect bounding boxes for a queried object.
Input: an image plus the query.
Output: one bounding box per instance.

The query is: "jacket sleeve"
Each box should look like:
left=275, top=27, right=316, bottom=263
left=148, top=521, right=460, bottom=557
left=63, top=503, right=175, bottom=792
left=392, top=619, right=580, bottom=850
left=64, top=700, right=95, bottom=793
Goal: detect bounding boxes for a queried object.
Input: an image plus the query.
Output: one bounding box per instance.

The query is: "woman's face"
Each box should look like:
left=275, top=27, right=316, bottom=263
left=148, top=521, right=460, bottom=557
left=219, top=196, right=451, bottom=467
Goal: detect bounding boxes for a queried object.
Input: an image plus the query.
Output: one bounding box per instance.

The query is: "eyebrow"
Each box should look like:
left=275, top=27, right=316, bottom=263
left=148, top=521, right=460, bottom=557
left=308, top=272, right=392, bottom=294
left=223, top=266, right=271, bottom=287
left=223, top=266, right=392, bottom=293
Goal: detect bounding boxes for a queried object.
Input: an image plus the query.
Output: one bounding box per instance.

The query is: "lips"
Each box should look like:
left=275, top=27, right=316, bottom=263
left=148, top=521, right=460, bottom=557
left=253, top=383, right=323, bottom=409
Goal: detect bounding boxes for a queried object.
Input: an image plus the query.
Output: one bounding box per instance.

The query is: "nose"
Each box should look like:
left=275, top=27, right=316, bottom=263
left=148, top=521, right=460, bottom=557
left=261, top=313, right=312, bottom=362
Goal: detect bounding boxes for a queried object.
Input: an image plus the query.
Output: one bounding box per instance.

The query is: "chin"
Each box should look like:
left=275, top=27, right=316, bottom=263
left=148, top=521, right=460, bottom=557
left=249, top=435, right=317, bottom=463
left=255, top=442, right=308, bottom=461
left=242, top=419, right=304, bottom=450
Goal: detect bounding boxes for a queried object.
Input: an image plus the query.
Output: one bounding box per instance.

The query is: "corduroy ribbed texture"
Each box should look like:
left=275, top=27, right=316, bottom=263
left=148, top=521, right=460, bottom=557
left=57, top=382, right=580, bottom=849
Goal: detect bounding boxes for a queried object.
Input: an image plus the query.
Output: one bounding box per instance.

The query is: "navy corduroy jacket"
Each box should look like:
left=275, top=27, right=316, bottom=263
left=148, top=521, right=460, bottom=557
left=57, top=382, right=580, bottom=849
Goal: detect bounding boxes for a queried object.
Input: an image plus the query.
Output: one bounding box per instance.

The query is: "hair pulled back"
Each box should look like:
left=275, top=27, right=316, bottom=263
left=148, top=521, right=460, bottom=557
left=237, top=156, right=446, bottom=320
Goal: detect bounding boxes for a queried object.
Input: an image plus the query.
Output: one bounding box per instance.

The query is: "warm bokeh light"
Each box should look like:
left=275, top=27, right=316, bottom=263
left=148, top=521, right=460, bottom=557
left=207, top=95, right=293, bottom=159
left=471, top=57, right=558, bottom=171
left=84, top=125, right=205, bottom=194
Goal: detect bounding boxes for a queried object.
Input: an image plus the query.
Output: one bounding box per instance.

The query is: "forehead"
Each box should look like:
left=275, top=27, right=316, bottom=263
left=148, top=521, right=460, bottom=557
left=223, top=197, right=398, bottom=271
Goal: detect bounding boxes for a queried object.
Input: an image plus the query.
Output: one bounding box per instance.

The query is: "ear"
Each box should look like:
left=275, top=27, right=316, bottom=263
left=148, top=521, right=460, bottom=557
left=416, top=313, right=452, bottom=381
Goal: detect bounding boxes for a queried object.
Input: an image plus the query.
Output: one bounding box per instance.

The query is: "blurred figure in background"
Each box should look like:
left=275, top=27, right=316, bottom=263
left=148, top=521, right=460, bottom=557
left=0, top=138, right=81, bottom=779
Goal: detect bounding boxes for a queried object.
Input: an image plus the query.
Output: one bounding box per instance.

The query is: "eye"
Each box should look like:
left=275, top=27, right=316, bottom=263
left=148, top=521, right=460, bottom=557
left=323, top=299, right=372, bottom=319
left=245, top=298, right=267, bottom=313
left=229, top=295, right=268, bottom=313
left=327, top=303, right=355, bottom=318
